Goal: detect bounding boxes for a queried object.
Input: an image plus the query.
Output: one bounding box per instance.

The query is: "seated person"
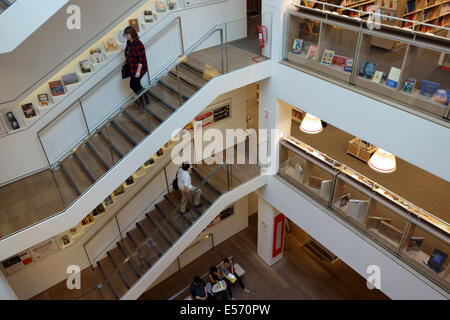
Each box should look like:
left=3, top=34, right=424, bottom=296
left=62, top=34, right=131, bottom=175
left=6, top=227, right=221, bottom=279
left=208, top=266, right=233, bottom=300
left=220, top=257, right=250, bottom=294
left=190, top=276, right=215, bottom=301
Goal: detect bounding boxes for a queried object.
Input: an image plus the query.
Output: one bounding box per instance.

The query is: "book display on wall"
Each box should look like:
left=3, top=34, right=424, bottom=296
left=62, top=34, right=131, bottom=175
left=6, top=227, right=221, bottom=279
left=292, top=38, right=304, bottom=54
left=90, top=48, right=106, bottom=65
left=48, top=80, right=65, bottom=97
left=104, top=195, right=115, bottom=207
left=306, top=44, right=319, bottom=60
left=129, top=18, right=141, bottom=32
left=386, top=67, right=402, bottom=89
left=144, top=10, right=154, bottom=23
left=6, top=111, right=20, bottom=130
left=61, top=72, right=80, bottom=86
left=156, top=0, right=168, bottom=12
left=37, top=93, right=51, bottom=106
left=320, top=49, right=335, bottom=66
left=21, top=103, right=37, bottom=119
left=359, top=61, right=376, bottom=79
left=402, top=77, right=417, bottom=93
left=79, top=59, right=92, bottom=73
left=104, top=38, right=120, bottom=53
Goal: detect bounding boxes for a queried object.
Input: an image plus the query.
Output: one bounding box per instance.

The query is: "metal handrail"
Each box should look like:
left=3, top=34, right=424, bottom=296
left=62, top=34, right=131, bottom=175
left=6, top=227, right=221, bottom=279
left=77, top=162, right=226, bottom=300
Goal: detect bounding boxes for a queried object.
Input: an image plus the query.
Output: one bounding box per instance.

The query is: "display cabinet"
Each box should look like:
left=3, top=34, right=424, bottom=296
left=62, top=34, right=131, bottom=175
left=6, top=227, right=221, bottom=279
left=284, top=6, right=450, bottom=120
left=278, top=135, right=450, bottom=290
left=279, top=143, right=337, bottom=205
left=401, top=223, right=450, bottom=290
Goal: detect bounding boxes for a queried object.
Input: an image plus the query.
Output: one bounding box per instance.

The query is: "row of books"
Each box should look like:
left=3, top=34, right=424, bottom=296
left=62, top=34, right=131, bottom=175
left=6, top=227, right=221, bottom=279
left=359, top=61, right=449, bottom=104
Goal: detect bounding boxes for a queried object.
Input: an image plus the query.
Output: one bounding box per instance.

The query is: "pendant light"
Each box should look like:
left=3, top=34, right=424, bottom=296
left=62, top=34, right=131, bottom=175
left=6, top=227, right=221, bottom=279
left=368, top=148, right=396, bottom=173
left=300, top=113, right=323, bottom=134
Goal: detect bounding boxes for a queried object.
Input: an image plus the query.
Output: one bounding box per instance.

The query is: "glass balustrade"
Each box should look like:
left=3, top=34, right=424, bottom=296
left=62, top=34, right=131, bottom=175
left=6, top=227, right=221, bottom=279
left=278, top=137, right=450, bottom=291
left=284, top=3, right=450, bottom=121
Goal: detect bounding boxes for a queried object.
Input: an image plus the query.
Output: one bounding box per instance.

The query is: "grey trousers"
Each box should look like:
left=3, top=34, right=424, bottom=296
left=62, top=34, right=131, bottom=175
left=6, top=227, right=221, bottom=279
left=180, top=188, right=202, bottom=213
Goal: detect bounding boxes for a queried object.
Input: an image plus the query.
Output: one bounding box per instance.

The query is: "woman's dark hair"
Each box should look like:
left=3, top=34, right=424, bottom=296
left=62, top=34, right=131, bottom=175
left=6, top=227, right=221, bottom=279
left=124, top=26, right=139, bottom=41
left=210, top=266, right=218, bottom=273
left=182, top=162, right=190, bottom=171
left=223, top=257, right=230, bottom=264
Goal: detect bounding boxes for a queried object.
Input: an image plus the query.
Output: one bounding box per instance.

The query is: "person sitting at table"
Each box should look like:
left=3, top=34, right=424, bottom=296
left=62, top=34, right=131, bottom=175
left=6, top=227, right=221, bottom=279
left=208, top=266, right=234, bottom=300
left=220, top=257, right=250, bottom=294
left=190, top=276, right=215, bottom=301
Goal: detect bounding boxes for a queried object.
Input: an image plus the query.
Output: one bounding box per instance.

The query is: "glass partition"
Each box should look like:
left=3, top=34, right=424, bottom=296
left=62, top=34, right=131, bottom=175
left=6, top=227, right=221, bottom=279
left=277, top=136, right=450, bottom=291
left=284, top=8, right=450, bottom=121
left=279, top=144, right=336, bottom=205
left=400, top=224, right=450, bottom=291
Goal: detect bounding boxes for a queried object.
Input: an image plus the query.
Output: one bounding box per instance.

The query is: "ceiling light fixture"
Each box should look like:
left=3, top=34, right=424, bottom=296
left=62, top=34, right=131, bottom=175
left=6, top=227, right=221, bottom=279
left=368, top=148, right=396, bottom=173
left=300, top=113, right=323, bottom=134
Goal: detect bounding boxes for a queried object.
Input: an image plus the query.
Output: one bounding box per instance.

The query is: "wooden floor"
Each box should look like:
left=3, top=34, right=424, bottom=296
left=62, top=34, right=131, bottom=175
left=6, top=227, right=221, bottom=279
left=140, top=213, right=388, bottom=300
left=290, top=120, right=450, bottom=222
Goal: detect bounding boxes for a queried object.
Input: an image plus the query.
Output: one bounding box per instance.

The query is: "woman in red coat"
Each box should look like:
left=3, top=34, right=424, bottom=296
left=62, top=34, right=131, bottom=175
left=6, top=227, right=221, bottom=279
left=124, top=26, right=149, bottom=106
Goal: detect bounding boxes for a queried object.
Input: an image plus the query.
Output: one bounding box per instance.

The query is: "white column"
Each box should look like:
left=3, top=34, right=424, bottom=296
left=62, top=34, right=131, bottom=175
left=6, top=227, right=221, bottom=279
left=0, top=271, right=18, bottom=300
left=257, top=196, right=285, bottom=266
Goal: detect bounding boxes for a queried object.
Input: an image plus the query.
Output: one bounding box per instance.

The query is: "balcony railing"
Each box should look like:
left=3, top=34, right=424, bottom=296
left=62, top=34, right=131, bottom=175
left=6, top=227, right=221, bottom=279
left=284, top=2, right=450, bottom=122
left=279, top=135, right=449, bottom=292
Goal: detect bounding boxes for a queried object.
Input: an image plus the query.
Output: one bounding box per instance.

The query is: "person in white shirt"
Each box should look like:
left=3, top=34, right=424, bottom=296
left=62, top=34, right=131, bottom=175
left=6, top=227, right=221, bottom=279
left=178, top=162, right=204, bottom=214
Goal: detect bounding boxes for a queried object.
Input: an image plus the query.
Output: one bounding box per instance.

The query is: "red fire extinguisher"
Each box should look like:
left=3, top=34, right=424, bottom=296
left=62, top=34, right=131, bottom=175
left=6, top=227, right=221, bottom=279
left=252, top=25, right=268, bottom=63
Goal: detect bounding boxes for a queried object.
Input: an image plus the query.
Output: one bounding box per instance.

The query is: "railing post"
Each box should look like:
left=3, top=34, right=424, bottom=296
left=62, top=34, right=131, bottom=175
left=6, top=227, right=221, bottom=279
left=164, top=167, right=170, bottom=195
left=175, top=64, right=183, bottom=106
left=78, top=99, right=90, bottom=135
left=115, top=215, right=123, bottom=241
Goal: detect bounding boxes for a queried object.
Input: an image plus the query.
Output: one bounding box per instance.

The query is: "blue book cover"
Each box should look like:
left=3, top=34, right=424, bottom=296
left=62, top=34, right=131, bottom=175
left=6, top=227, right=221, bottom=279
left=359, top=61, right=376, bottom=79
left=419, top=80, right=440, bottom=97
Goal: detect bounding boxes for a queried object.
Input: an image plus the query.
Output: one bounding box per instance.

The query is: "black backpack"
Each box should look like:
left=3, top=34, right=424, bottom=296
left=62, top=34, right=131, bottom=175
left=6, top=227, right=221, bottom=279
left=172, top=169, right=179, bottom=191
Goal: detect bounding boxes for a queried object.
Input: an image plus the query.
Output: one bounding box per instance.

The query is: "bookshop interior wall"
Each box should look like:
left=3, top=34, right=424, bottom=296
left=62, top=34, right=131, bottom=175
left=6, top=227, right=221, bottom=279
left=286, top=3, right=450, bottom=120
left=277, top=100, right=450, bottom=291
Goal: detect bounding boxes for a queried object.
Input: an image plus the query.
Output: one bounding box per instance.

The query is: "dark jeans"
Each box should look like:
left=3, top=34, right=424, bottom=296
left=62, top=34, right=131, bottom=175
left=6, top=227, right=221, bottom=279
left=129, top=75, right=144, bottom=95
left=130, top=75, right=149, bottom=105
left=232, top=272, right=246, bottom=289
left=222, top=278, right=233, bottom=299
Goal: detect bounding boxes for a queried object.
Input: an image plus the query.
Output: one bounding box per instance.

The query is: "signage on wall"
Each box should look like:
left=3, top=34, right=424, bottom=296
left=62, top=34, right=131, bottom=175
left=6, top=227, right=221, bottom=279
left=1, top=250, right=33, bottom=275
left=272, top=213, right=285, bottom=258
left=194, top=99, right=231, bottom=129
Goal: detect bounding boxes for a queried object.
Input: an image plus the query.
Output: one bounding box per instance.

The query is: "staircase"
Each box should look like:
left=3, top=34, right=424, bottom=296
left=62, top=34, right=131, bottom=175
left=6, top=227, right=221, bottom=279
left=78, top=163, right=226, bottom=300
left=57, top=62, right=208, bottom=200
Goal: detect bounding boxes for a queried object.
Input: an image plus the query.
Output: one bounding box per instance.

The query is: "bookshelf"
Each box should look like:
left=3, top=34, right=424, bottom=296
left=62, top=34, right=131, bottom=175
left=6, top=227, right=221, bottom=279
left=403, top=0, right=450, bottom=33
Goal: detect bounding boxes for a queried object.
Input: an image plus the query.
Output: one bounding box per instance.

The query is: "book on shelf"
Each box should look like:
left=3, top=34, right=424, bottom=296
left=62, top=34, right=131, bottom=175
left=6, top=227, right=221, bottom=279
left=104, top=195, right=115, bottom=207
left=359, top=61, right=376, bottom=79
left=343, top=58, right=353, bottom=72
left=431, top=89, right=449, bottom=105
left=61, top=72, right=80, bottom=86
left=48, top=80, right=65, bottom=97
left=104, top=38, right=120, bottom=53
left=92, top=204, right=105, bottom=217
left=128, top=18, right=140, bottom=32
left=118, top=30, right=127, bottom=43
left=419, top=80, right=440, bottom=97
left=156, top=0, right=167, bottom=13
left=401, top=77, right=416, bottom=94
left=306, top=45, right=319, bottom=60
left=386, top=67, right=401, bottom=88
left=125, top=176, right=135, bottom=186
left=372, top=71, right=384, bottom=83
left=81, top=213, right=95, bottom=226
left=144, top=10, right=154, bottom=23
left=6, top=111, right=20, bottom=130
left=406, top=236, right=424, bottom=251
left=320, top=49, right=335, bottom=66
left=21, top=103, right=37, bottom=119
left=291, top=38, right=304, bottom=54
left=79, top=60, right=92, bottom=73
left=37, top=93, right=50, bottom=106
left=332, top=55, right=347, bottom=66
left=168, top=0, right=177, bottom=10
left=114, top=185, right=126, bottom=196
left=60, top=234, right=71, bottom=246
left=90, top=48, right=105, bottom=64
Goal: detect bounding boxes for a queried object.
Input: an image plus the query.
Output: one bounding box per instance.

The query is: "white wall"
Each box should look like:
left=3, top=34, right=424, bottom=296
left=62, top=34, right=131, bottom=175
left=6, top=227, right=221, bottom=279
left=259, top=176, right=449, bottom=300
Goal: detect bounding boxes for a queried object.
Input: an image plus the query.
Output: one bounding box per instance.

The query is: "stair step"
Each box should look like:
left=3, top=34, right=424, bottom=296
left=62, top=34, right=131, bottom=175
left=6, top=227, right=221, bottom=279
left=77, top=143, right=108, bottom=178
left=52, top=167, right=78, bottom=205
left=96, top=260, right=121, bottom=299
left=146, top=209, right=180, bottom=244
left=101, top=124, right=133, bottom=157
left=59, top=162, right=82, bottom=196
left=123, top=104, right=159, bottom=134
left=135, top=220, right=170, bottom=254
left=97, top=130, right=124, bottom=159
left=108, top=247, right=139, bottom=287
left=88, top=133, right=120, bottom=166
left=72, top=152, right=96, bottom=183
left=158, top=78, right=191, bottom=101
left=112, top=112, right=147, bottom=145
left=147, top=83, right=182, bottom=110
left=164, top=193, right=194, bottom=226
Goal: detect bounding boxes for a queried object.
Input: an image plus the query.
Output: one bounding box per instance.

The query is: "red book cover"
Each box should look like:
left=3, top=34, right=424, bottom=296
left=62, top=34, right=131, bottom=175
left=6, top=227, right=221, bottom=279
left=332, top=55, right=347, bottom=66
